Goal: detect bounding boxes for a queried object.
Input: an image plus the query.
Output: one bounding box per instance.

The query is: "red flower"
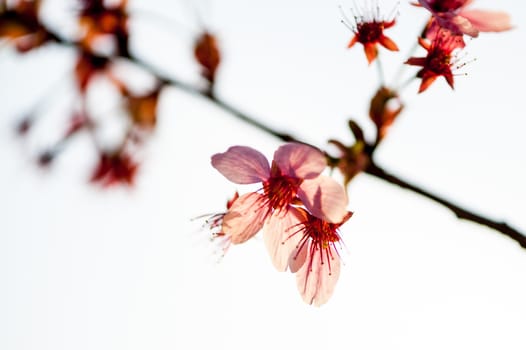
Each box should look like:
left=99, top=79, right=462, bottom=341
left=90, top=151, right=138, bottom=187
left=405, top=29, right=464, bottom=93
left=341, top=3, right=399, bottom=64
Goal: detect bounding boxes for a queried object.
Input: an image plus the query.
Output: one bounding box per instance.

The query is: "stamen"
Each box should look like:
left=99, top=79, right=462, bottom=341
left=282, top=221, right=304, bottom=245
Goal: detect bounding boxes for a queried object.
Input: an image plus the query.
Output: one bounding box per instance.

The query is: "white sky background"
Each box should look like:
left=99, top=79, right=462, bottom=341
left=1, top=0, right=526, bottom=349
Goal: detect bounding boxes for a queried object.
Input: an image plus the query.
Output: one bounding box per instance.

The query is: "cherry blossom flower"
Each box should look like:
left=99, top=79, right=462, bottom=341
left=201, top=192, right=240, bottom=257
left=422, top=17, right=466, bottom=48
left=284, top=208, right=353, bottom=306
left=211, top=143, right=348, bottom=269
left=341, top=2, right=399, bottom=64
left=405, top=29, right=465, bottom=93
left=417, top=0, right=512, bottom=38
left=90, top=150, right=138, bottom=187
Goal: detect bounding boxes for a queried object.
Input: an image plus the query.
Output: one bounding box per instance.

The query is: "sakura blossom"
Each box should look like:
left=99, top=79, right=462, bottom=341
left=418, top=0, right=512, bottom=38
left=211, top=142, right=348, bottom=270
left=405, top=29, right=465, bottom=93
left=90, top=150, right=138, bottom=187
left=341, top=1, right=399, bottom=64
left=200, top=192, right=240, bottom=258
left=286, top=208, right=354, bottom=306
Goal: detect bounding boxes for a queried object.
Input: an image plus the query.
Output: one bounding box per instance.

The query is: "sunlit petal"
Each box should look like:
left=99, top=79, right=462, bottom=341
left=295, top=242, right=341, bottom=307
left=263, top=207, right=303, bottom=271
left=222, top=193, right=266, bottom=244
left=211, top=146, right=270, bottom=184
left=298, top=176, right=348, bottom=223
left=273, top=143, right=326, bottom=179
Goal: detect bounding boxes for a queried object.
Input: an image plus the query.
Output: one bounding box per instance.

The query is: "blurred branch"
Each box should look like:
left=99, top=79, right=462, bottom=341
left=40, top=29, right=526, bottom=249
left=46, top=30, right=297, bottom=143
left=122, top=55, right=299, bottom=143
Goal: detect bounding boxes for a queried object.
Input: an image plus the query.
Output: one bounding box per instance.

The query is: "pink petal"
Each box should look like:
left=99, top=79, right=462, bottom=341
left=263, top=207, right=304, bottom=271
left=273, top=143, right=326, bottom=179
left=417, top=0, right=433, bottom=12
left=295, top=242, right=341, bottom=306
left=211, top=146, right=270, bottom=184
left=451, top=15, right=479, bottom=37
left=460, top=9, right=513, bottom=33
left=222, top=192, right=266, bottom=244
left=289, top=240, right=308, bottom=273
left=297, top=175, right=348, bottom=223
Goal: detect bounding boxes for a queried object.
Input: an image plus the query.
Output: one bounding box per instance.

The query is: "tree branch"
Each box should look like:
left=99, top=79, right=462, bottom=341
left=365, top=162, right=526, bottom=248
left=43, top=31, right=526, bottom=249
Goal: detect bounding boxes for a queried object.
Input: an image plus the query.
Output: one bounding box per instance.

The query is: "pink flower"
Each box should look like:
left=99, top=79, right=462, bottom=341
left=405, top=29, right=465, bottom=93
left=202, top=192, right=240, bottom=257
left=285, top=208, right=353, bottom=306
left=211, top=143, right=348, bottom=270
left=418, top=0, right=512, bottom=37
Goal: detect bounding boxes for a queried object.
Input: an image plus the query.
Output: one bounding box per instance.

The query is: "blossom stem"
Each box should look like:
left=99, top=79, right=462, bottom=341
left=390, top=20, right=428, bottom=88
left=395, top=75, right=417, bottom=92
left=375, top=54, right=386, bottom=86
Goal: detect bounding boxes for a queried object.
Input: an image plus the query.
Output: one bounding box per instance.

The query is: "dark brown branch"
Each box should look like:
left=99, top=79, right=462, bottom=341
left=365, top=162, right=526, bottom=248
left=121, top=53, right=298, bottom=143
left=45, top=30, right=526, bottom=249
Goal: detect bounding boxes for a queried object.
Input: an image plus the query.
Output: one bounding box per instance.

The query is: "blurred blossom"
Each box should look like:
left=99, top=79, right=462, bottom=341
left=90, top=150, right=138, bottom=187
left=417, top=0, right=512, bottom=37
left=341, top=1, right=399, bottom=64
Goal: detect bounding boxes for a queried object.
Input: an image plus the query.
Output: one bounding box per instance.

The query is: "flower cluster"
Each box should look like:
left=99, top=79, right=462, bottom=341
left=210, top=142, right=352, bottom=306
left=405, top=0, right=512, bottom=92
left=342, top=0, right=511, bottom=93
left=3, top=0, right=221, bottom=187
left=205, top=1, right=512, bottom=307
